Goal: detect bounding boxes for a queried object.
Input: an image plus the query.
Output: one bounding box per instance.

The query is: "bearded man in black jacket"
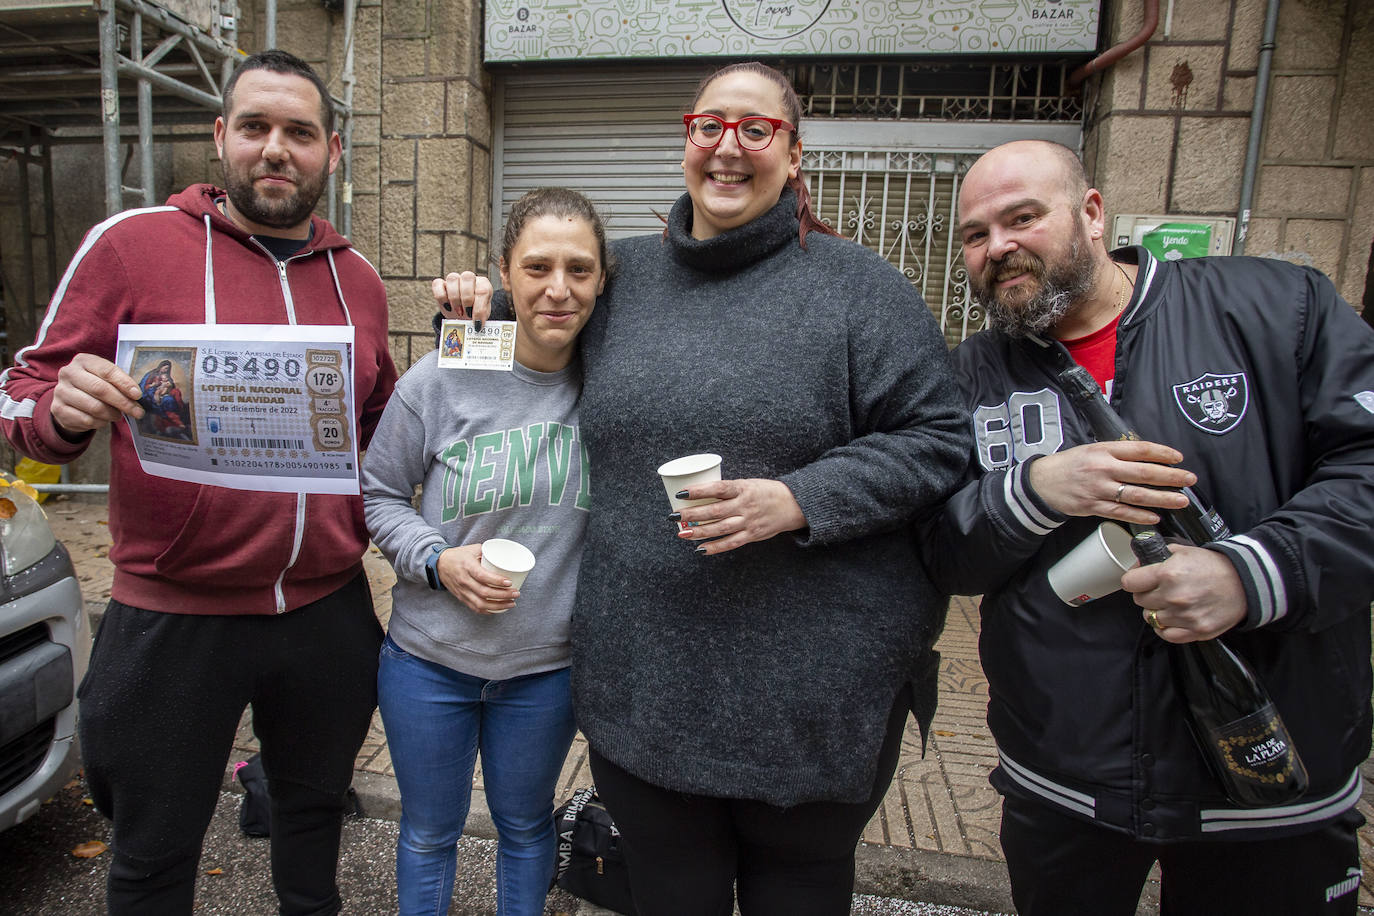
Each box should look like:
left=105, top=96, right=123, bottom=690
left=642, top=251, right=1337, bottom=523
left=922, top=139, right=1374, bottom=916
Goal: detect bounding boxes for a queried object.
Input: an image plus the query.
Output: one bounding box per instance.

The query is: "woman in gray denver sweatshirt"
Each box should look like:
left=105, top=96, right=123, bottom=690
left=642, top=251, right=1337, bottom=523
left=363, top=188, right=608, bottom=916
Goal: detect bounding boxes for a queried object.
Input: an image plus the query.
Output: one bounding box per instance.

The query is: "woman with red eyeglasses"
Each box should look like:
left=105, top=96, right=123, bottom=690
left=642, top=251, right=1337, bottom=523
left=437, top=61, right=969, bottom=913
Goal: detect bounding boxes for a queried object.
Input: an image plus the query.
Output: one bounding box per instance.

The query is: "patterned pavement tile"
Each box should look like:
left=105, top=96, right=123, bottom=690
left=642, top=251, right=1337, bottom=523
left=42, top=499, right=1374, bottom=904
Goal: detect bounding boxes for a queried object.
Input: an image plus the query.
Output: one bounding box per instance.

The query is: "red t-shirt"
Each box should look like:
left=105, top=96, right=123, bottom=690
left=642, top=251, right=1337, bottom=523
left=1063, top=312, right=1121, bottom=396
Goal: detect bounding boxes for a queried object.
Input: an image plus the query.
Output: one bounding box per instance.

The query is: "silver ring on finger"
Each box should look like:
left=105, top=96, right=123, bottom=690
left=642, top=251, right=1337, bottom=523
left=1114, top=483, right=1127, bottom=504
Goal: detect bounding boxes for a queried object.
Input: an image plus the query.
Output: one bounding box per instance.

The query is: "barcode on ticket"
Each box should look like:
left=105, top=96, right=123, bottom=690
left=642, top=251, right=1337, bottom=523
left=209, top=436, right=307, bottom=450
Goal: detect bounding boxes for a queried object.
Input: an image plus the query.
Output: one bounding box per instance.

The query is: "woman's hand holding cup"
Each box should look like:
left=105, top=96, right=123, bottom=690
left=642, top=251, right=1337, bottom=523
left=673, top=478, right=807, bottom=556
left=436, top=542, right=520, bottom=615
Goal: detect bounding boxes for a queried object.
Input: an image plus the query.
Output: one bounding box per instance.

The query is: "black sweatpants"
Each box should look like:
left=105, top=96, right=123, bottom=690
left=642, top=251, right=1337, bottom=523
left=1000, top=793, right=1365, bottom=916
left=588, top=691, right=910, bottom=915
left=77, top=573, right=383, bottom=916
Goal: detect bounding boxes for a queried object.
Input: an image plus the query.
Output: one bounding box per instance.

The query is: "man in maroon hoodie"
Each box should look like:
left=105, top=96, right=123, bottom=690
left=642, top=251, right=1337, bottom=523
left=0, top=50, right=396, bottom=915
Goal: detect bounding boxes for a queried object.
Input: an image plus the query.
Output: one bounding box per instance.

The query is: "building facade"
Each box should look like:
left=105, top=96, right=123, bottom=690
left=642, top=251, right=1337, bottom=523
left=1, top=0, right=1369, bottom=479
left=229, top=0, right=1368, bottom=347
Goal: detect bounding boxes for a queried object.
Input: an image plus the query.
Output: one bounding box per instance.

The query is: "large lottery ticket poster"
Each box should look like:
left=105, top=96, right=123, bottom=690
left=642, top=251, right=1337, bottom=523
left=115, top=324, right=359, bottom=495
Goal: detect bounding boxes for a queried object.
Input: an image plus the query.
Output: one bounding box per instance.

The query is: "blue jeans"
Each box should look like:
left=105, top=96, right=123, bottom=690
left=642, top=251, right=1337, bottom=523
left=378, top=634, right=576, bottom=916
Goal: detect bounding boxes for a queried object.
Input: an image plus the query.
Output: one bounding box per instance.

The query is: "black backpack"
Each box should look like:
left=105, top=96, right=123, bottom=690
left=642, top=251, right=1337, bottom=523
left=234, top=753, right=362, bottom=838
left=552, top=787, right=637, bottom=915
left=234, top=754, right=271, bottom=837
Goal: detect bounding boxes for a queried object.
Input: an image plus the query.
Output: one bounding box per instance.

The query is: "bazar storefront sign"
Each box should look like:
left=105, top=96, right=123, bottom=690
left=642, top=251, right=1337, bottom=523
left=485, top=0, right=1101, bottom=63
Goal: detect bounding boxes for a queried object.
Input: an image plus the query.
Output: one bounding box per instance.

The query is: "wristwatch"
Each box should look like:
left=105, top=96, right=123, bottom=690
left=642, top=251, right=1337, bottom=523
left=424, top=544, right=447, bottom=591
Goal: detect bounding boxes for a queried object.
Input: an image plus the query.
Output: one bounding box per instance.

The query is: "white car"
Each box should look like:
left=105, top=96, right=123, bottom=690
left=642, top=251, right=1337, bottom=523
left=0, top=472, right=89, bottom=830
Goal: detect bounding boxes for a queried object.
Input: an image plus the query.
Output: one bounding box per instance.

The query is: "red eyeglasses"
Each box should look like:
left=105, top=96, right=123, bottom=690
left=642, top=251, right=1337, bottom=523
left=683, top=114, right=796, bottom=151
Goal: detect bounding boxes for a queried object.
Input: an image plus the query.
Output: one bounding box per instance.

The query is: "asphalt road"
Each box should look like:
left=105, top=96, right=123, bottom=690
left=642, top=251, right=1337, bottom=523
left=0, top=775, right=1000, bottom=915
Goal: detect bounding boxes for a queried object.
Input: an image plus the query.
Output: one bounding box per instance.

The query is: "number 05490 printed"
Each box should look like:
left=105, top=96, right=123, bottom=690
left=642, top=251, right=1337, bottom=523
left=115, top=324, right=359, bottom=495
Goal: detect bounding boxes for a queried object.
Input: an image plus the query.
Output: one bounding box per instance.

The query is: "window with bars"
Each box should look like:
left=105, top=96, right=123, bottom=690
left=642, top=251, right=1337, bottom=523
left=792, top=60, right=1083, bottom=345
left=804, top=149, right=985, bottom=349
left=787, top=61, right=1084, bottom=122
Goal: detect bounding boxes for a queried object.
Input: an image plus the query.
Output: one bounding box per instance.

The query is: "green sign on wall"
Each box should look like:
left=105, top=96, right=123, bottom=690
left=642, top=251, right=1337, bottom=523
left=1140, top=223, right=1214, bottom=262
left=485, top=0, right=1102, bottom=64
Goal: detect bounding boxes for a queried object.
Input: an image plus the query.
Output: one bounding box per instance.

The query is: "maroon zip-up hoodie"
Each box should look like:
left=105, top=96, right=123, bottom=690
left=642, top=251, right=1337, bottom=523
left=0, top=184, right=397, bottom=614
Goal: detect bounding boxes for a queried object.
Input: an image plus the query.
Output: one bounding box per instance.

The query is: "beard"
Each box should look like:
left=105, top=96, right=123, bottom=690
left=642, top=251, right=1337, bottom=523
left=971, top=225, right=1098, bottom=338
left=221, top=159, right=329, bottom=232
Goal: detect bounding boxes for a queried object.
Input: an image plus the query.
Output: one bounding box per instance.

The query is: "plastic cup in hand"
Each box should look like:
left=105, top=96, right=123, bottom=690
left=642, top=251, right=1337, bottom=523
left=480, top=538, right=536, bottom=612
left=1047, top=522, right=1140, bottom=606
left=657, top=453, right=722, bottom=533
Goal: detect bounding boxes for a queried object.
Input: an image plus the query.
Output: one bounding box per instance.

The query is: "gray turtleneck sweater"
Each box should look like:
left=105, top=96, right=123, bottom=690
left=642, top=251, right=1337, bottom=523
left=571, top=191, right=972, bottom=807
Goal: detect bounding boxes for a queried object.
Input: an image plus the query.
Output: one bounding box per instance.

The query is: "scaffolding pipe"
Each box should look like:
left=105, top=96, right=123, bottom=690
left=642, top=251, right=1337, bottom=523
left=143, top=32, right=183, bottom=69
left=99, top=0, right=122, bottom=215
left=114, top=0, right=240, bottom=62
left=115, top=55, right=222, bottom=109
left=15, top=128, right=36, bottom=331
left=40, top=135, right=57, bottom=293
left=4, top=129, right=224, bottom=147
left=133, top=10, right=155, bottom=206
left=0, top=21, right=101, bottom=68
left=0, top=61, right=200, bottom=81
left=221, top=1, right=238, bottom=90
left=186, top=40, right=219, bottom=96
left=30, top=483, right=111, bottom=494
left=265, top=0, right=276, bottom=48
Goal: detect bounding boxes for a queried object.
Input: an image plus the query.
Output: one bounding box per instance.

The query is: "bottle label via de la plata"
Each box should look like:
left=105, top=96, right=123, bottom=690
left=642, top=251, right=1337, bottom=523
left=1209, top=703, right=1298, bottom=785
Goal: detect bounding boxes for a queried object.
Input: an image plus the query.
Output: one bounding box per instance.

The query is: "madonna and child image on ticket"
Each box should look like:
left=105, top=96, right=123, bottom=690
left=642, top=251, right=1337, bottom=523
left=115, top=324, right=360, bottom=495
left=438, top=319, right=517, bottom=370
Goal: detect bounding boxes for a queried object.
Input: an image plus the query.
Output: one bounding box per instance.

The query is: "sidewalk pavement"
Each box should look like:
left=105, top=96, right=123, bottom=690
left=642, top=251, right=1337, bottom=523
left=45, top=496, right=1374, bottom=913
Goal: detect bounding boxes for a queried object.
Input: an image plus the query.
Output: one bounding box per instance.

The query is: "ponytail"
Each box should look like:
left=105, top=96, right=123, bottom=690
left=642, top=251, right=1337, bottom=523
left=790, top=173, right=840, bottom=249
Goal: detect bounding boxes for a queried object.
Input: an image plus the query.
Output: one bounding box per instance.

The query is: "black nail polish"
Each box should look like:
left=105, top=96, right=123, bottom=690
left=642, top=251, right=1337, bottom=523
left=675, top=490, right=689, bottom=500
left=694, top=545, right=707, bottom=553
left=474, top=320, right=484, bottom=333
left=667, top=512, right=681, bottom=521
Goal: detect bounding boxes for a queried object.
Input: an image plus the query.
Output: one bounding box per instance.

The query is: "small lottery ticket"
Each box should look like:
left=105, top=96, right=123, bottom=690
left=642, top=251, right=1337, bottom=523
left=437, top=319, right=517, bottom=371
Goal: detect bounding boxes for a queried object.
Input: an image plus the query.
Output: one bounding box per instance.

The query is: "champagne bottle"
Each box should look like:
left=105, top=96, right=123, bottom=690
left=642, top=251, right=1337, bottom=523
left=1057, top=363, right=1229, bottom=543
left=1055, top=361, right=1309, bottom=806
left=1131, top=532, right=1308, bottom=806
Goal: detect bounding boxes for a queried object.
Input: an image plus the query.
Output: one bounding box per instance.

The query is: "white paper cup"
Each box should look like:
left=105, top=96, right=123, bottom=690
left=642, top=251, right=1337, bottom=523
left=657, top=453, right=722, bottom=533
left=480, top=538, right=536, bottom=612
left=1047, top=522, right=1140, bottom=606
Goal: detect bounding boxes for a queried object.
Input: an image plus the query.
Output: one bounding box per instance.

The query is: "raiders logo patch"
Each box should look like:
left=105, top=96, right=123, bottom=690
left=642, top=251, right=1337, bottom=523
left=1173, top=372, right=1248, bottom=434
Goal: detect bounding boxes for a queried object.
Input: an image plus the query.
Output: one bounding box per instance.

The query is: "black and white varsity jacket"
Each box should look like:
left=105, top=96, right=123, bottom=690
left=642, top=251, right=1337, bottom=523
left=920, top=247, right=1374, bottom=841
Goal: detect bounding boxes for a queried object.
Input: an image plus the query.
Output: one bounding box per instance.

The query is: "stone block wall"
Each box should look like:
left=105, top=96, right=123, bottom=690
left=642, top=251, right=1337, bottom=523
left=213, top=0, right=491, bottom=350
left=1085, top=0, right=1374, bottom=310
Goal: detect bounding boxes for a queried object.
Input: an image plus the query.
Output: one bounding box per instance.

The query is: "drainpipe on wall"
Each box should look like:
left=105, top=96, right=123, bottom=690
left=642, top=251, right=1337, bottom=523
left=1068, top=0, right=1160, bottom=90
left=1232, top=0, right=1281, bottom=256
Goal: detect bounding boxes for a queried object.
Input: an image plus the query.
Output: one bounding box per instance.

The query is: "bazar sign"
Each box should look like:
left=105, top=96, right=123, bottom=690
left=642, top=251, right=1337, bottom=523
left=485, top=0, right=1101, bottom=62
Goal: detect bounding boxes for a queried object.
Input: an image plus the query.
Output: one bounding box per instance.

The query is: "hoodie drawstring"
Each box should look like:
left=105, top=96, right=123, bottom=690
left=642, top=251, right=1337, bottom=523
left=203, top=214, right=218, bottom=324
left=326, top=249, right=355, bottom=327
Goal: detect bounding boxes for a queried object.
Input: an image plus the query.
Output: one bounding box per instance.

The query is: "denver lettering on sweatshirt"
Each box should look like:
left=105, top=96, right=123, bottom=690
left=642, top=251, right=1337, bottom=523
left=439, top=421, right=591, bottom=522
